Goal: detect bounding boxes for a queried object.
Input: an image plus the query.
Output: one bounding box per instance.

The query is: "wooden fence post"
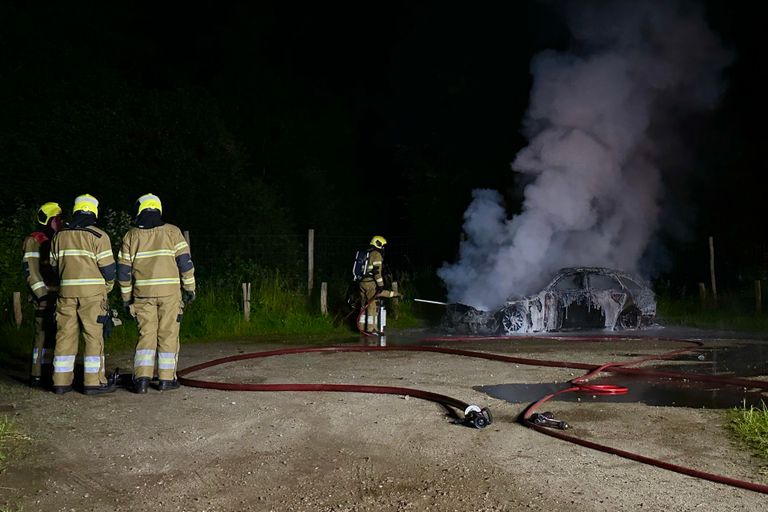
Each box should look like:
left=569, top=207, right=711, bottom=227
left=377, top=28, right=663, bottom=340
left=183, top=230, right=191, bottom=250
left=698, top=282, right=707, bottom=307
left=709, top=236, right=717, bottom=305
left=242, top=282, right=251, bottom=322
left=320, top=282, right=328, bottom=316
left=756, top=280, right=763, bottom=314
left=12, top=292, right=22, bottom=328
left=308, top=228, right=314, bottom=296
left=391, top=281, right=399, bottom=320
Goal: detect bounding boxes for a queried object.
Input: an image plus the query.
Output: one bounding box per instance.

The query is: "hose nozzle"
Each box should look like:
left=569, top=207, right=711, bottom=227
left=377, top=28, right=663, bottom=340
left=464, top=405, right=493, bottom=429
left=530, top=411, right=570, bottom=430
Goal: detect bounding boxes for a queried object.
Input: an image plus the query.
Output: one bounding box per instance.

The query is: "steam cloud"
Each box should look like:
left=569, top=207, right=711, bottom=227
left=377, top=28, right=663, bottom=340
left=439, top=0, right=732, bottom=310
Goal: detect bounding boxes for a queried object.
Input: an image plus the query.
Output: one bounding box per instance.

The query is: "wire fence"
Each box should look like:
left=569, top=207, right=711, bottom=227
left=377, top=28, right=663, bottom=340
left=190, top=231, right=433, bottom=284
left=0, top=229, right=435, bottom=299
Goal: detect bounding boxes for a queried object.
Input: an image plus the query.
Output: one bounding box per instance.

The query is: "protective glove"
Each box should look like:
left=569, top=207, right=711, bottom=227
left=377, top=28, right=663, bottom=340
left=183, top=290, right=196, bottom=304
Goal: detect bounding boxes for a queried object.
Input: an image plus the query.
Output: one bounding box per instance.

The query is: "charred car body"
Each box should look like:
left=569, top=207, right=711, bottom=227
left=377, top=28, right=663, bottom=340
left=442, top=267, right=656, bottom=335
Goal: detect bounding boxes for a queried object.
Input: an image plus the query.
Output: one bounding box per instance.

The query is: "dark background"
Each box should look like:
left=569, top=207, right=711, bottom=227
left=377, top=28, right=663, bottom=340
left=0, top=1, right=764, bottom=293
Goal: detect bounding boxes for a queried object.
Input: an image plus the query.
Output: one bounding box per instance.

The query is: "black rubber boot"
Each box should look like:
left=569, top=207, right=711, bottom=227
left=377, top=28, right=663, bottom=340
left=156, top=379, right=180, bottom=391
left=29, top=376, right=42, bottom=388
left=133, top=377, right=149, bottom=394
left=53, top=385, right=73, bottom=395
left=83, top=382, right=117, bottom=396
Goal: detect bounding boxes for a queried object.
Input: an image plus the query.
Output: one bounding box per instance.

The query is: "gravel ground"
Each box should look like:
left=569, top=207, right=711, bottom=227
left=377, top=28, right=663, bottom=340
left=1, top=330, right=768, bottom=511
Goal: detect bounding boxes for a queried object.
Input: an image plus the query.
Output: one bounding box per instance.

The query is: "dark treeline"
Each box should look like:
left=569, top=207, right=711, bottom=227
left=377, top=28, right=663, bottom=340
left=0, top=1, right=764, bottom=290
left=0, top=2, right=557, bottom=264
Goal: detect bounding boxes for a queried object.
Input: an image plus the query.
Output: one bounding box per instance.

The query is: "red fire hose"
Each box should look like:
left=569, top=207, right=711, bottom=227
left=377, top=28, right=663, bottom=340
left=177, top=346, right=494, bottom=428
left=177, top=337, right=768, bottom=495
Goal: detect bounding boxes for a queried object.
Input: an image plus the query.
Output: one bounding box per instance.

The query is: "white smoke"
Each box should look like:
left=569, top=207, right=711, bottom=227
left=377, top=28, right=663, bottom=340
left=439, top=0, right=732, bottom=310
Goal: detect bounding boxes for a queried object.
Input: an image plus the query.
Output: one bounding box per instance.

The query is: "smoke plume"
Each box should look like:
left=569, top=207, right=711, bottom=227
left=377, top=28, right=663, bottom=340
left=439, top=0, right=732, bottom=310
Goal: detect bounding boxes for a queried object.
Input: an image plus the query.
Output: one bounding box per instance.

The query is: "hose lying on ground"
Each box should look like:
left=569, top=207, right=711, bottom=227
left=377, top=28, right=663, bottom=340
left=177, top=336, right=768, bottom=495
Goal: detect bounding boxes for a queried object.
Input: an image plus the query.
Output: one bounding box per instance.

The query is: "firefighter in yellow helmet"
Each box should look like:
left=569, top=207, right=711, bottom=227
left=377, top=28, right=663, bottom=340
left=22, top=202, right=63, bottom=387
left=50, top=194, right=117, bottom=395
left=357, top=235, right=399, bottom=334
left=118, top=193, right=195, bottom=393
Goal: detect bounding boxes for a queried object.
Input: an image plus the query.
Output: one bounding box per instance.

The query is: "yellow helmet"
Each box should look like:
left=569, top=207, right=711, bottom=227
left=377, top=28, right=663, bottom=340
left=370, top=235, right=387, bottom=249
left=136, top=193, right=163, bottom=216
left=37, top=202, right=62, bottom=225
left=73, top=194, right=99, bottom=217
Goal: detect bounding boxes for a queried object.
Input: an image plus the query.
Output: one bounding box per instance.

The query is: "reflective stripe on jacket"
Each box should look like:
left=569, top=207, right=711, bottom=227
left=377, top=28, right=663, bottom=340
left=51, top=227, right=115, bottom=297
left=118, top=223, right=195, bottom=301
left=22, top=235, right=58, bottom=298
left=364, top=249, right=385, bottom=288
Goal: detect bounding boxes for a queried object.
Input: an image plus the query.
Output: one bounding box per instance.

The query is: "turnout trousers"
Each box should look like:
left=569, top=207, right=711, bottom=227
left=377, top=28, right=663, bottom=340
left=53, top=294, right=108, bottom=387
left=358, top=280, right=380, bottom=332
left=131, top=293, right=183, bottom=381
left=30, top=296, right=56, bottom=379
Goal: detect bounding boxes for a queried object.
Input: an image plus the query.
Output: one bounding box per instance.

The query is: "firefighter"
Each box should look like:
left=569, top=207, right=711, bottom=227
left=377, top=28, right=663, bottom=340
left=118, top=193, right=195, bottom=394
left=50, top=194, right=117, bottom=395
left=357, top=235, right=399, bottom=334
left=23, top=202, right=63, bottom=387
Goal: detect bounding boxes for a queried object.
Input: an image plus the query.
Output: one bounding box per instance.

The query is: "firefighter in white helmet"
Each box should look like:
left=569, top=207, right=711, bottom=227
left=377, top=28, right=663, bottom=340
left=357, top=235, right=399, bottom=334
left=23, top=202, right=63, bottom=387
left=118, top=193, right=195, bottom=393
left=50, top=194, right=117, bottom=395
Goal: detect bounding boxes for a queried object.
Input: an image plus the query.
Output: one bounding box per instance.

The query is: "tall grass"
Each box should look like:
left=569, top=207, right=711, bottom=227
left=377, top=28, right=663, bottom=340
left=0, top=267, right=436, bottom=370
left=182, top=275, right=348, bottom=341
left=0, top=272, right=385, bottom=364
left=656, top=293, right=768, bottom=331
left=727, top=402, right=768, bottom=467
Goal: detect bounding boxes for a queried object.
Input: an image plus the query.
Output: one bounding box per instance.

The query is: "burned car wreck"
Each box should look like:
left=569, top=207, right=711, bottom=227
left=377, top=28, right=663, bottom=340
left=442, top=267, right=656, bottom=335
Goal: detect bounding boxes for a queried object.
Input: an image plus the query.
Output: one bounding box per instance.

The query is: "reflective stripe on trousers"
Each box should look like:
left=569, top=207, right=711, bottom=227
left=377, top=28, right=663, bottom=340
left=134, top=349, right=156, bottom=368
left=53, top=355, right=76, bottom=373
left=132, top=294, right=183, bottom=380
left=84, top=355, right=103, bottom=374
left=157, top=352, right=177, bottom=370
left=53, top=294, right=108, bottom=387
left=32, top=348, right=54, bottom=365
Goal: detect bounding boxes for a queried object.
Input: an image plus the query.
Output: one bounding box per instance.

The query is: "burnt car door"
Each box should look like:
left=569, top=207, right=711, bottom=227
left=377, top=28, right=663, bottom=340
left=615, top=275, right=655, bottom=328
left=586, top=272, right=629, bottom=329
left=547, top=270, right=592, bottom=329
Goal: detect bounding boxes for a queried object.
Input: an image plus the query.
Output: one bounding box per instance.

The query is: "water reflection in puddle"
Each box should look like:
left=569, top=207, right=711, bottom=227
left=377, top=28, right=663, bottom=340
left=655, top=343, right=768, bottom=377
left=478, top=375, right=768, bottom=409
left=379, top=334, right=768, bottom=409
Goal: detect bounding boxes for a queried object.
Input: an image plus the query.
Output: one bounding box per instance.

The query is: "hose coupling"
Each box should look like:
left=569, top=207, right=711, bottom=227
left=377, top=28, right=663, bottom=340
left=530, top=411, right=570, bottom=430
left=464, top=405, right=493, bottom=429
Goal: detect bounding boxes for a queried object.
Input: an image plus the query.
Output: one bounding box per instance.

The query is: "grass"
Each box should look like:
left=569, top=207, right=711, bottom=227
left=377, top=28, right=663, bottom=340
left=0, top=273, right=428, bottom=365
left=5, top=288, right=768, bottom=362
left=0, top=416, right=29, bottom=471
left=656, top=294, right=768, bottom=331
left=385, top=298, right=430, bottom=329
left=727, top=402, right=768, bottom=471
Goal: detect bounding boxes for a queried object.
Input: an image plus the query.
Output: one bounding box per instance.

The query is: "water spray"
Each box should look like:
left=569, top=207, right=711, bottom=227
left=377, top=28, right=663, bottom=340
left=414, top=299, right=449, bottom=306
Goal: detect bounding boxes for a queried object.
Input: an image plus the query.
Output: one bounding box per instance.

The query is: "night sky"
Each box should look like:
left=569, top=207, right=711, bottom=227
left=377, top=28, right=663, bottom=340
left=0, top=1, right=764, bottom=288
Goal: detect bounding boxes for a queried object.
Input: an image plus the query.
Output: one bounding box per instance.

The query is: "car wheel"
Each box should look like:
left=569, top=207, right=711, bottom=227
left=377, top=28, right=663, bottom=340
left=499, top=307, right=526, bottom=334
left=618, top=307, right=640, bottom=330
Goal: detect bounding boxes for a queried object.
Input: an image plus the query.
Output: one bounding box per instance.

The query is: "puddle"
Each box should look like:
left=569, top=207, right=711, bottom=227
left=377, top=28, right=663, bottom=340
left=368, top=335, right=768, bottom=409
left=654, top=343, right=768, bottom=377
left=478, top=374, right=768, bottom=409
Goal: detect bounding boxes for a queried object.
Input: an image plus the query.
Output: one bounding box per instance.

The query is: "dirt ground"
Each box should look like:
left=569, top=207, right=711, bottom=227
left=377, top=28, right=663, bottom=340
left=2, top=329, right=768, bottom=511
